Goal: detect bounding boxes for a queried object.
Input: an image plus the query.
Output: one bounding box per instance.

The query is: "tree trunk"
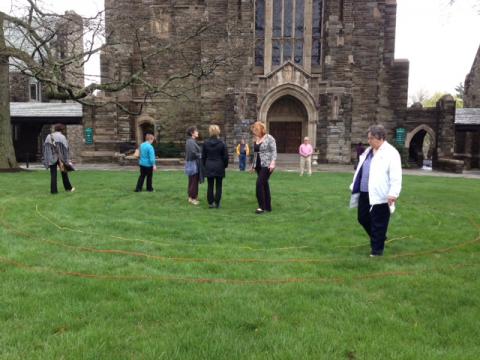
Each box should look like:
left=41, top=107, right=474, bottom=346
left=0, top=13, right=18, bottom=170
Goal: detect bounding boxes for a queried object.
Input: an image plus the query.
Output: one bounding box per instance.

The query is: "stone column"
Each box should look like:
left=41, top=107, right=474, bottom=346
left=303, top=0, right=313, bottom=73
left=264, top=0, right=273, bottom=74
left=66, top=125, right=85, bottom=163
left=435, top=95, right=456, bottom=160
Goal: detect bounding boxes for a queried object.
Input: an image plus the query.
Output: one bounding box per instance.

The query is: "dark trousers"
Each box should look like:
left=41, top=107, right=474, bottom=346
left=239, top=154, right=247, bottom=171
left=256, top=167, right=272, bottom=211
left=50, top=163, right=72, bottom=194
left=207, top=177, right=223, bottom=206
left=136, top=165, right=154, bottom=191
left=357, top=192, right=390, bottom=255
left=188, top=174, right=199, bottom=199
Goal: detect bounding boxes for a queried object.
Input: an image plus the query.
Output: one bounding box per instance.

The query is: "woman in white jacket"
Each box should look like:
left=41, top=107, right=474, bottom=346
left=350, top=124, right=402, bottom=256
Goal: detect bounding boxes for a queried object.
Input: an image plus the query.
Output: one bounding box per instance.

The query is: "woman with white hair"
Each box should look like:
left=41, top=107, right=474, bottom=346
left=350, top=124, right=402, bottom=257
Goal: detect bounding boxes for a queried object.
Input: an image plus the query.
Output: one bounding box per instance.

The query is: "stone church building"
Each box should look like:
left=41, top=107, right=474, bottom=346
left=85, top=0, right=409, bottom=163
left=10, top=0, right=470, bottom=168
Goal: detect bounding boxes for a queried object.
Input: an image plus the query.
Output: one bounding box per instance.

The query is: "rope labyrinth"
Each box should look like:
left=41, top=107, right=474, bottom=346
left=0, top=203, right=479, bottom=285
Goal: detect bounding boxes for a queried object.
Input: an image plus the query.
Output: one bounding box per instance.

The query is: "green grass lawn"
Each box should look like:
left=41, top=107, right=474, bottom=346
left=1, top=169, right=479, bottom=359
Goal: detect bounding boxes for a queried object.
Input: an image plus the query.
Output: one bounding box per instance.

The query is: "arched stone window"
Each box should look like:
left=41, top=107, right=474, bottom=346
left=255, top=0, right=323, bottom=74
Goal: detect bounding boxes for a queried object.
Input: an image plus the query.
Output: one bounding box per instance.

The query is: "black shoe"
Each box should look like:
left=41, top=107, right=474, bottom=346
left=134, top=189, right=141, bottom=192
left=215, top=202, right=221, bottom=209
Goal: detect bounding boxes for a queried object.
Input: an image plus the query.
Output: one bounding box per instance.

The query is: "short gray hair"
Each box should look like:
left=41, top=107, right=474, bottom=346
left=368, top=124, right=386, bottom=140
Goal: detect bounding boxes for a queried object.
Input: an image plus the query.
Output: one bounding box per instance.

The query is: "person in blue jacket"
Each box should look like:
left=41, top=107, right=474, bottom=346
left=135, top=133, right=157, bottom=192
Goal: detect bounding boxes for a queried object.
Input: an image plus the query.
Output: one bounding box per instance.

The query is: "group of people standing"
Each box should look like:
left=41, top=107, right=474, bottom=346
left=42, top=122, right=401, bottom=257
left=182, top=121, right=277, bottom=214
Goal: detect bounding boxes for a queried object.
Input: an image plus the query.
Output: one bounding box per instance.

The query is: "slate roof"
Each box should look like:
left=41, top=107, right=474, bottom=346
left=10, top=102, right=83, bottom=118
left=455, top=108, right=480, bottom=125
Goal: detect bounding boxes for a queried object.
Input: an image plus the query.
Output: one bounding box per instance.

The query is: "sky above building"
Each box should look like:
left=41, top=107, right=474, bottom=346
left=2, top=0, right=479, bottom=101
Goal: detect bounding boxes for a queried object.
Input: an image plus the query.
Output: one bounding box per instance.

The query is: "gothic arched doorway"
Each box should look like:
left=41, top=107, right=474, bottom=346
left=406, top=124, right=436, bottom=167
left=135, top=115, right=155, bottom=145
left=266, top=95, right=308, bottom=153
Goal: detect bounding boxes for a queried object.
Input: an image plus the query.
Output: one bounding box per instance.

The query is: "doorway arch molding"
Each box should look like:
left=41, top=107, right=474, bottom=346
left=405, top=124, right=436, bottom=149
left=258, top=84, right=318, bottom=147
left=135, top=115, right=155, bottom=145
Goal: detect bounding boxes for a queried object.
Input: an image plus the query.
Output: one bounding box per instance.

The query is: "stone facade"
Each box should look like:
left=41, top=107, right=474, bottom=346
left=464, top=45, right=480, bottom=108
left=456, top=44, right=480, bottom=169
left=91, top=0, right=410, bottom=163
left=9, top=73, right=30, bottom=102
left=8, top=11, right=85, bottom=162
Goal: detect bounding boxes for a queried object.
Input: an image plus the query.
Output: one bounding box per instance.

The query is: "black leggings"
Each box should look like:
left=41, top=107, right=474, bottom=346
left=207, top=177, right=223, bottom=205
left=255, top=167, right=272, bottom=211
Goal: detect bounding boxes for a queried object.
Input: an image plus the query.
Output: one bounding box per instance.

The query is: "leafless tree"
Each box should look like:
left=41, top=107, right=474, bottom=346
left=0, top=0, right=239, bottom=169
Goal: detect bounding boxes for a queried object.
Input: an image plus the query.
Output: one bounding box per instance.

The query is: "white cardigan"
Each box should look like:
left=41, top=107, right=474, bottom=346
left=350, top=141, right=402, bottom=205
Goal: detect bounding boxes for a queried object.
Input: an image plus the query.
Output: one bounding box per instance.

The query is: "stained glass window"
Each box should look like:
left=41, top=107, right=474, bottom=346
left=284, top=0, right=293, bottom=38
left=273, top=1, right=282, bottom=38
left=255, top=40, right=264, bottom=67
left=295, top=0, right=304, bottom=39
left=255, top=0, right=265, bottom=37
left=272, top=40, right=281, bottom=66
left=254, top=0, right=322, bottom=70
left=312, top=0, right=322, bottom=67
left=284, top=40, right=292, bottom=62
left=255, top=0, right=265, bottom=67
left=294, top=40, right=303, bottom=65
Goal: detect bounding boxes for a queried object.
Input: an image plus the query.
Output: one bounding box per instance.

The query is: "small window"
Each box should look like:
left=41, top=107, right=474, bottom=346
left=332, top=95, right=340, bottom=119
left=30, top=83, right=38, bottom=101
left=255, top=39, right=265, bottom=67
left=294, top=40, right=303, bottom=65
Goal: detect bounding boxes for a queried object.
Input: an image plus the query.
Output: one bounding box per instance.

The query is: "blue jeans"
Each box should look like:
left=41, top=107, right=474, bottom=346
left=239, top=154, right=247, bottom=171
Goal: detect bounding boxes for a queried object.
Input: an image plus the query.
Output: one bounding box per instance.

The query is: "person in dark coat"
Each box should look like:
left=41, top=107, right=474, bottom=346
left=202, top=125, right=229, bottom=208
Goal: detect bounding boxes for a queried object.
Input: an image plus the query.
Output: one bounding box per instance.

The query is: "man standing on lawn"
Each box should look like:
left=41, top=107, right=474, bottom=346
left=350, top=124, right=402, bottom=257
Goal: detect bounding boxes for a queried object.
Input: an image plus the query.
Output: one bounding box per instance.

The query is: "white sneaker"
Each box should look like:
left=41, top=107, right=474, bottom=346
left=68, top=187, right=76, bottom=193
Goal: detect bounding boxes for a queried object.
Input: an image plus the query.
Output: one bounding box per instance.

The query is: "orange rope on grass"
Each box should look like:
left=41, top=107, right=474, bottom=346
left=0, top=255, right=476, bottom=285
left=2, top=212, right=480, bottom=265
left=34, top=204, right=312, bottom=252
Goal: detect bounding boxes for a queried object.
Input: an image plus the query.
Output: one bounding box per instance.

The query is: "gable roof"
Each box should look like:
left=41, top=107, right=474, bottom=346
left=262, top=61, right=312, bottom=79
left=455, top=108, right=480, bottom=125
left=10, top=102, right=83, bottom=118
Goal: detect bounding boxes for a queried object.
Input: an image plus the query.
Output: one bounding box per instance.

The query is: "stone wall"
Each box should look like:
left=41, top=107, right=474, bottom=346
left=91, top=0, right=409, bottom=164
left=464, top=45, right=480, bottom=108
left=9, top=72, right=29, bottom=102
left=66, top=125, right=85, bottom=163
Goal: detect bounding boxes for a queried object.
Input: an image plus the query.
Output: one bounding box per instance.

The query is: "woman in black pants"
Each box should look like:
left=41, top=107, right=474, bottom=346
left=250, top=121, right=277, bottom=214
left=202, top=125, right=229, bottom=208
left=42, top=123, right=75, bottom=194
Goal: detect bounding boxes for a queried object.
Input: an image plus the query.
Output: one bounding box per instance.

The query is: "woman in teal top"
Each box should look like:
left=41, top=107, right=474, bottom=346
left=135, top=133, right=157, bottom=192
